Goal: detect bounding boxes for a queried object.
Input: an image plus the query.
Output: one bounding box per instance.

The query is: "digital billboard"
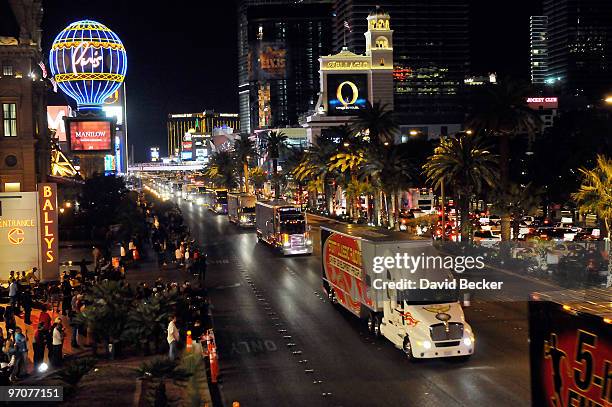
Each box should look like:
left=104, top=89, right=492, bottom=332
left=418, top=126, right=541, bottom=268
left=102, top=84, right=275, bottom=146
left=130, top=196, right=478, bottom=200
left=67, top=119, right=114, bottom=152
left=249, top=42, right=287, bottom=81
left=47, top=106, right=71, bottom=142
left=327, top=74, right=368, bottom=116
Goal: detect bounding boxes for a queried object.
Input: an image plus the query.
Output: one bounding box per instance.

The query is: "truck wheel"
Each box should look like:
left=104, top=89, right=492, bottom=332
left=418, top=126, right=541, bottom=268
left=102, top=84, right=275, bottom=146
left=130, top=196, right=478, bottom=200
left=373, top=315, right=381, bottom=338
left=403, top=337, right=415, bottom=360
left=328, top=289, right=338, bottom=305
left=367, top=313, right=381, bottom=337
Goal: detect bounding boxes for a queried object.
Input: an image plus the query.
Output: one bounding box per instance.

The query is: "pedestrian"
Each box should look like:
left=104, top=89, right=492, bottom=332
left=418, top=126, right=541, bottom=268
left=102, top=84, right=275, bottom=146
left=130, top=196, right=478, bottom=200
left=92, top=246, right=102, bottom=271
left=167, top=315, right=179, bottom=360
left=175, top=246, right=183, bottom=266
left=8, top=279, right=18, bottom=314
left=61, top=274, right=72, bottom=316
left=21, top=288, right=32, bottom=325
left=32, top=323, right=46, bottom=371
left=7, top=271, right=16, bottom=284
left=11, top=327, right=27, bottom=381
left=51, top=318, right=64, bottom=367
left=184, top=247, right=191, bottom=270
left=3, top=308, right=15, bottom=336
left=38, top=305, right=52, bottom=358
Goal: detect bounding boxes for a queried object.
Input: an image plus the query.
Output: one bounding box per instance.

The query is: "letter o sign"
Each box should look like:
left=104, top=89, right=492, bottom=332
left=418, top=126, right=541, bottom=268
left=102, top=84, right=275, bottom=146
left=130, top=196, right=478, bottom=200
left=336, top=81, right=359, bottom=107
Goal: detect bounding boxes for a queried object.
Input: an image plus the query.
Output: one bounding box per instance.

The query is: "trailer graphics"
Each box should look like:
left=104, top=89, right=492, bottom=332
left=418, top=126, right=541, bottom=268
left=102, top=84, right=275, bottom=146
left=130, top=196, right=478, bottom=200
left=529, top=290, right=612, bottom=407
left=320, top=223, right=475, bottom=360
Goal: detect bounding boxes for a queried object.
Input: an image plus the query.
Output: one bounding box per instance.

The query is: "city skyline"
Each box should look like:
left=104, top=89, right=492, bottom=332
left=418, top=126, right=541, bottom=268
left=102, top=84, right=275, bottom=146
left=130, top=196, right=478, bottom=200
left=33, top=0, right=541, bottom=161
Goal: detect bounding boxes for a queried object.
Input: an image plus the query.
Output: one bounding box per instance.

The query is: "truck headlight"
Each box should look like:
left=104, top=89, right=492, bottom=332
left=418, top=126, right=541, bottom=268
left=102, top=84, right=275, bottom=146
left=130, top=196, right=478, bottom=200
left=463, top=337, right=472, bottom=347
left=283, top=242, right=291, bottom=247
left=423, top=340, right=432, bottom=350
left=196, top=198, right=203, bottom=205
left=306, top=239, right=312, bottom=245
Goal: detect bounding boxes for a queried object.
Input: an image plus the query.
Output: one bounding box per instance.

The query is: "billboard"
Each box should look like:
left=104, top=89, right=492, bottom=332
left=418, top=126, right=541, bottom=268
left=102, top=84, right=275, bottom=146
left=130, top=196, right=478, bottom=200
left=67, top=119, right=114, bottom=152
left=529, top=299, right=612, bottom=407
left=249, top=42, right=287, bottom=81
left=47, top=106, right=71, bottom=142
left=327, top=74, right=368, bottom=116
left=527, top=96, right=558, bottom=110
left=37, top=183, right=59, bottom=280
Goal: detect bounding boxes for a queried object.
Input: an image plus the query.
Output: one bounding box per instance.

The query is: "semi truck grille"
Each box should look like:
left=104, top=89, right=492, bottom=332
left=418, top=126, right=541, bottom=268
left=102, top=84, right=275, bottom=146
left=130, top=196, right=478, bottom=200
left=291, top=235, right=304, bottom=246
left=430, top=323, right=464, bottom=341
left=435, top=341, right=461, bottom=348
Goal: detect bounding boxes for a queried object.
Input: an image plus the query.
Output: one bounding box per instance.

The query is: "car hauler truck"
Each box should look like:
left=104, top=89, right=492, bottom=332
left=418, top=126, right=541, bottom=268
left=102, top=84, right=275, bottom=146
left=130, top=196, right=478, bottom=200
left=320, top=223, right=474, bottom=360
left=256, top=200, right=313, bottom=255
left=529, top=288, right=612, bottom=407
left=228, top=193, right=256, bottom=227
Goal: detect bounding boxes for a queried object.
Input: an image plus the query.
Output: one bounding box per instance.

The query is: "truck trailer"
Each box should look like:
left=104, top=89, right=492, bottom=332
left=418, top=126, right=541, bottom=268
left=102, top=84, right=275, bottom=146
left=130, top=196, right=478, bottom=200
left=320, top=223, right=474, bottom=360
left=228, top=193, right=256, bottom=227
left=529, top=288, right=612, bottom=407
left=255, top=200, right=313, bottom=255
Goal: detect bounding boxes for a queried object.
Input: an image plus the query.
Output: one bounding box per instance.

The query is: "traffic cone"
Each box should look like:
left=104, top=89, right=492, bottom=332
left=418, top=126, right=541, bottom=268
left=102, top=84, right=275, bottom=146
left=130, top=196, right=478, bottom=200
left=186, top=330, right=193, bottom=351
left=232, top=402, right=240, bottom=407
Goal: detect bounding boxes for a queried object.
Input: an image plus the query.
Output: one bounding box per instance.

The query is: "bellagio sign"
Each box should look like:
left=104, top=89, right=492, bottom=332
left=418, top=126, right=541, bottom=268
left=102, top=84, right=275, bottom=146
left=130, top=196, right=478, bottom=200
left=0, top=184, right=59, bottom=281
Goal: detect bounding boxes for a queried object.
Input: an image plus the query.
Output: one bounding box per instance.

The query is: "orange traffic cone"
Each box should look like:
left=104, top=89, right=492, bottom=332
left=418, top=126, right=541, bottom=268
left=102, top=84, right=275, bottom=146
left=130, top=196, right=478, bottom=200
left=186, top=330, right=193, bottom=351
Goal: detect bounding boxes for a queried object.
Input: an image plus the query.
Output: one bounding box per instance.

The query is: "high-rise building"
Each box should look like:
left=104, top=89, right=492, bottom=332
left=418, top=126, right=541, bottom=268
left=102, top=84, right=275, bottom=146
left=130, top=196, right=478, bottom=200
left=543, top=0, right=612, bottom=99
left=333, top=1, right=470, bottom=136
left=0, top=0, right=49, bottom=192
left=237, top=0, right=333, bottom=134
left=530, top=16, right=548, bottom=85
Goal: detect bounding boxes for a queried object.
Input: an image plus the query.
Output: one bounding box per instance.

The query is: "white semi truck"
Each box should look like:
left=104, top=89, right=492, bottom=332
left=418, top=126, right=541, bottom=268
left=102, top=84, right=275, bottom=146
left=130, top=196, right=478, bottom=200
left=320, top=223, right=474, bottom=360
left=255, top=200, right=313, bottom=255
left=228, top=193, right=256, bottom=227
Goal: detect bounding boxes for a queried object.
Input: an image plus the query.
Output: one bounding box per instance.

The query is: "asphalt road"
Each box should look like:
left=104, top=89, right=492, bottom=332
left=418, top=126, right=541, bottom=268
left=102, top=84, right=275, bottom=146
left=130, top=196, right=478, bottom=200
left=177, top=200, right=533, bottom=407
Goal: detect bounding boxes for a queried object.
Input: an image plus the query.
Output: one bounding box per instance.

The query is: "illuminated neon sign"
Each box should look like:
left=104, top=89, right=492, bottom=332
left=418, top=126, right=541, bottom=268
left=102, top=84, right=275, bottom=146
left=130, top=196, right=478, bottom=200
left=38, top=183, right=59, bottom=278
left=49, top=20, right=127, bottom=112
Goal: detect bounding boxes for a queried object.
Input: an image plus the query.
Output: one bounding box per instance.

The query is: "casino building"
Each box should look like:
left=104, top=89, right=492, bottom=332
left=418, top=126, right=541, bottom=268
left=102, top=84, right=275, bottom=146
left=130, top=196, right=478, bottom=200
left=303, top=8, right=394, bottom=143
left=0, top=0, right=49, bottom=192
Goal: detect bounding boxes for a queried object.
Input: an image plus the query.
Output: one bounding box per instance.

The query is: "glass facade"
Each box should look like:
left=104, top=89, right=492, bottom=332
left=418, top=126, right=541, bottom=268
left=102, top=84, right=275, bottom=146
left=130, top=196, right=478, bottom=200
left=237, top=0, right=333, bottom=133
left=333, top=0, right=469, bottom=126
left=543, top=0, right=612, bottom=99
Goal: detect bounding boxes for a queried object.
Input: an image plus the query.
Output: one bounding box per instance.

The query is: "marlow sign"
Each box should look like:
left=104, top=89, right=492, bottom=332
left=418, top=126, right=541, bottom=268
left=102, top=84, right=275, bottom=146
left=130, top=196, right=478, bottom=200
left=0, top=183, right=59, bottom=281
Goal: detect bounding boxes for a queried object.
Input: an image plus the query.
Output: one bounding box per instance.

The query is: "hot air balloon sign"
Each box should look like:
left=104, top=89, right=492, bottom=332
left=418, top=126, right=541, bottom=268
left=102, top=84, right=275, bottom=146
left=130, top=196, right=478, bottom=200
left=49, top=20, right=127, bottom=113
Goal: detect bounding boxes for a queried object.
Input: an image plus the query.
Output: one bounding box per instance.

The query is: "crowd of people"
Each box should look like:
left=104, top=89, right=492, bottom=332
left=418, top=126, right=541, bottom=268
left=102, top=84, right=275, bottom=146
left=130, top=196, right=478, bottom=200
left=0, top=189, right=211, bottom=382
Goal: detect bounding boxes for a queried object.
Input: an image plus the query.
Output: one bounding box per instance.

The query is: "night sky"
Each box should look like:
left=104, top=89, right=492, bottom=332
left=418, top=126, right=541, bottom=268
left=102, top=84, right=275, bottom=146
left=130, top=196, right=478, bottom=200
left=40, top=0, right=540, bottom=162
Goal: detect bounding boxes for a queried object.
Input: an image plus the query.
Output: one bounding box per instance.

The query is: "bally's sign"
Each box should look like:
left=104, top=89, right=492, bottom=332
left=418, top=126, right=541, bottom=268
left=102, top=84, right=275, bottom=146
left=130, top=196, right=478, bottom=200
left=327, top=74, right=368, bottom=116
left=0, top=184, right=59, bottom=281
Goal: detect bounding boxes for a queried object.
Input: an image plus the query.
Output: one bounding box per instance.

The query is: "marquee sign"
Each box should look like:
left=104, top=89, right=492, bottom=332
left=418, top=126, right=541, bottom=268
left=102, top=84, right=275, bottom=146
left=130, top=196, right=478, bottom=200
left=327, top=74, right=368, bottom=116
left=0, top=185, right=59, bottom=281
left=49, top=20, right=127, bottom=112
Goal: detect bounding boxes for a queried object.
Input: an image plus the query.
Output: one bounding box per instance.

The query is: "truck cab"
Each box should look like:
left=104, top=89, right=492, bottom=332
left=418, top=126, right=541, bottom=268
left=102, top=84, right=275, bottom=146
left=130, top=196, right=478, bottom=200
left=256, top=201, right=313, bottom=255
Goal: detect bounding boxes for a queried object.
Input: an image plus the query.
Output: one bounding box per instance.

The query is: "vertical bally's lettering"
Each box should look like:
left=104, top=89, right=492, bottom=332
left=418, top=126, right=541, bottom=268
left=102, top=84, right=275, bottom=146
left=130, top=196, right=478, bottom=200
left=38, top=184, right=59, bottom=280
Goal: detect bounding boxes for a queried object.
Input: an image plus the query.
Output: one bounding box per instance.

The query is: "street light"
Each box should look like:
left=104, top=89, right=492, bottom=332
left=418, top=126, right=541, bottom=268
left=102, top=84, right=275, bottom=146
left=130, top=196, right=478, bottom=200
left=605, top=96, right=612, bottom=104
left=409, top=130, right=418, bottom=136
left=466, top=129, right=473, bottom=135
left=343, top=142, right=350, bottom=147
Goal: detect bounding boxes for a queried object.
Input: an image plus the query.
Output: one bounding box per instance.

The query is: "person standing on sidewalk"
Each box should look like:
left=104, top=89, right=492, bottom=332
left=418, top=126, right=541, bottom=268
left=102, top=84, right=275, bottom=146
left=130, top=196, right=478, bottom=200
left=61, top=275, right=72, bottom=316
left=21, top=289, right=32, bottom=325
left=175, top=246, right=183, bottom=267
left=167, top=315, right=179, bottom=360
left=32, top=323, right=46, bottom=371
left=11, top=327, right=27, bottom=381
left=51, top=318, right=64, bottom=367
left=8, top=280, right=18, bottom=314
left=38, top=305, right=52, bottom=362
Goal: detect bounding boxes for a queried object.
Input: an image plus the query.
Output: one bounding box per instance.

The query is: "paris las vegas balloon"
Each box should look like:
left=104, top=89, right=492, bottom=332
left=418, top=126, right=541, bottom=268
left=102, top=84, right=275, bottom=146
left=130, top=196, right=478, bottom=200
left=49, top=20, right=127, bottom=113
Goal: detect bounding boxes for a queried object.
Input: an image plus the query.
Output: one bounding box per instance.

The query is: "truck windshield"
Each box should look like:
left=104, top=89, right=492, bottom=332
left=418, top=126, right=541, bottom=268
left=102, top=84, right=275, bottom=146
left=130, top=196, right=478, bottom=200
left=242, top=206, right=255, bottom=213
left=216, top=192, right=228, bottom=204
left=399, top=289, right=458, bottom=305
left=279, top=214, right=306, bottom=234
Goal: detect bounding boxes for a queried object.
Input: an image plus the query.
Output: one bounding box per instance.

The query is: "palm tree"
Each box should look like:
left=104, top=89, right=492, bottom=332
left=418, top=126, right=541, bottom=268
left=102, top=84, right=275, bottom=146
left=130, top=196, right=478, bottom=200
left=233, top=133, right=257, bottom=193
left=353, top=101, right=397, bottom=145
left=572, top=155, right=612, bottom=287
left=423, top=133, right=499, bottom=240
left=249, top=167, right=267, bottom=197
left=468, top=79, right=541, bottom=240
left=205, top=151, right=237, bottom=190
left=293, top=133, right=338, bottom=213
left=362, top=144, right=416, bottom=228
left=491, top=183, right=541, bottom=240
left=263, top=130, right=288, bottom=198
